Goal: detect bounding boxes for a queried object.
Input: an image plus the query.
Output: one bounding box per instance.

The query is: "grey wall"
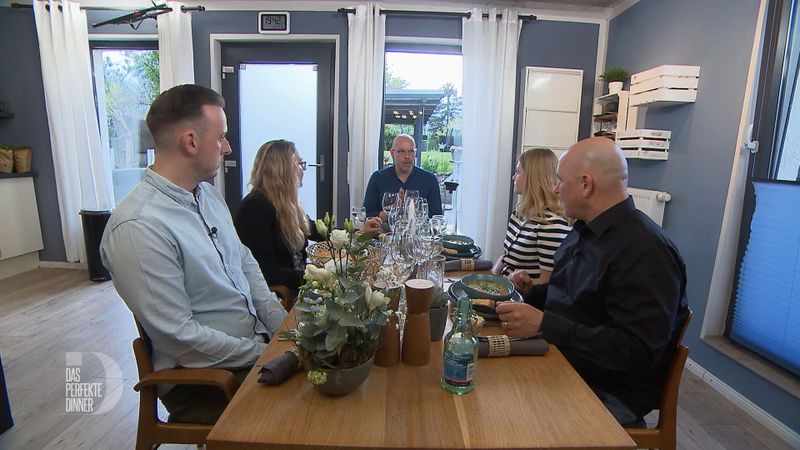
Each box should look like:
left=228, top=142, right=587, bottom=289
left=0, top=7, right=65, bottom=262
left=386, top=14, right=463, bottom=38
left=609, top=0, right=799, bottom=432
left=514, top=19, right=600, bottom=155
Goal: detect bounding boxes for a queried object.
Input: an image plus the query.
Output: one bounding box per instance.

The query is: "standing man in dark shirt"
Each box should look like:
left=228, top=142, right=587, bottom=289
left=362, top=134, right=443, bottom=218
left=497, top=137, right=688, bottom=426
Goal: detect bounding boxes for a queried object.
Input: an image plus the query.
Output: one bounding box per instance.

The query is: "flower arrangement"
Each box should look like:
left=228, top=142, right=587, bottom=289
left=285, top=214, right=392, bottom=383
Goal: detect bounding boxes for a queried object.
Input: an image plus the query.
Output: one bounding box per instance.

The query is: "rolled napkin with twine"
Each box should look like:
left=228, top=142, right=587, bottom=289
left=444, top=259, right=493, bottom=272
left=258, top=350, right=301, bottom=385
left=477, top=335, right=549, bottom=358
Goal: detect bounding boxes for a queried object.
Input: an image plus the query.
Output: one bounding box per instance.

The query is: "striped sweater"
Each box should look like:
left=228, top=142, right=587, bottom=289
left=500, top=210, right=572, bottom=277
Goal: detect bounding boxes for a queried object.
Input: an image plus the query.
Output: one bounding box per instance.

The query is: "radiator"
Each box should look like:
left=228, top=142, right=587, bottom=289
left=628, top=187, right=672, bottom=226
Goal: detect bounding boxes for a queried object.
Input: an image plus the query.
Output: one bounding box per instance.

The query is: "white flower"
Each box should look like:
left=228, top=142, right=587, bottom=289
left=366, top=285, right=389, bottom=311
left=305, top=264, right=332, bottom=283
left=330, top=229, right=349, bottom=249
left=315, top=219, right=328, bottom=239
left=324, top=257, right=347, bottom=275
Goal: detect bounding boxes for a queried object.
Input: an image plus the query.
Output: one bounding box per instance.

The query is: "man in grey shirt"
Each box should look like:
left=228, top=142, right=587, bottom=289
left=100, top=85, right=287, bottom=424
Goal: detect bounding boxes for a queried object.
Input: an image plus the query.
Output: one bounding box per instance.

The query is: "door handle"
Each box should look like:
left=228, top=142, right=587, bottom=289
left=308, top=154, right=325, bottom=182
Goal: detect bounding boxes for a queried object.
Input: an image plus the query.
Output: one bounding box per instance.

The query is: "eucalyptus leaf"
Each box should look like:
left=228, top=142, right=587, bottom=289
left=325, top=326, right=347, bottom=351
left=327, top=301, right=344, bottom=320
left=338, top=311, right=364, bottom=327
left=338, top=290, right=359, bottom=305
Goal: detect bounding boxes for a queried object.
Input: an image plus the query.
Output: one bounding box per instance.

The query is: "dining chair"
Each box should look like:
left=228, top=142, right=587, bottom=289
left=132, top=321, right=239, bottom=450
left=269, top=284, right=296, bottom=311
left=625, top=308, right=692, bottom=450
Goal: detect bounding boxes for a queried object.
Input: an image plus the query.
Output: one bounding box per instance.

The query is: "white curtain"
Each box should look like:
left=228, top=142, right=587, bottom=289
left=347, top=3, right=385, bottom=209
left=157, top=2, right=195, bottom=91
left=34, top=0, right=114, bottom=263
left=459, top=8, right=521, bottom=260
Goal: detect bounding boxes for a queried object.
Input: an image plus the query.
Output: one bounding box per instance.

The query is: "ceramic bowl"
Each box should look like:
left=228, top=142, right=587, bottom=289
left=460, top=273, right=515, bottom=301
left=442, top=234, right=474, bottom=253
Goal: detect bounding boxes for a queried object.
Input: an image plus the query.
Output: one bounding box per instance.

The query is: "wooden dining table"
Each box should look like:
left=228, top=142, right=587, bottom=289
left=207, top=275, right=636, bottom=450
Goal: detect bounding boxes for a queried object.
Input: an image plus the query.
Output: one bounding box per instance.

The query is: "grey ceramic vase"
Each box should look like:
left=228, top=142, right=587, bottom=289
left=313, top=356, right=375, bottom=397
left=429, top=306, right=448, bottom=341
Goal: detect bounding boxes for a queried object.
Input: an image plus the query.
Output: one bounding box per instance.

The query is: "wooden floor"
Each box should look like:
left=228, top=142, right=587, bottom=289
left=0, top=268, right=793, bottom=450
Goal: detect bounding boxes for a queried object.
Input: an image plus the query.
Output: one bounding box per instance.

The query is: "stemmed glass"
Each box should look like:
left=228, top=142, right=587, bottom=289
left=415, top=222, right=436, bottom=278
left=390, top=228, right=416, bottom=282
left=381, top=192, right=398, bottom=216
left=351, top=206, right=366, bottom=229
left=415, top=198, right=429, bottom=221
left=430, top=215, right=447, bottom=237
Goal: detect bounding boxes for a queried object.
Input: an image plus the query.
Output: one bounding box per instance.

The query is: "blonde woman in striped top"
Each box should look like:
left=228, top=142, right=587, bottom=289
left=492, top=148, right=572, bottom=284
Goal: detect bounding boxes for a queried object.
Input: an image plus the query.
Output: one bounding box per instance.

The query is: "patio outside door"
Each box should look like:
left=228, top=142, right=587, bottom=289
left=221, top=41, right=335, bottom=218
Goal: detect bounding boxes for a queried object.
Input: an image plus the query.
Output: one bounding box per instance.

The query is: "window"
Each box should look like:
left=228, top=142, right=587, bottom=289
left=90, top=41, right=159, bottom=204
left=382, top=49, right=463, bottom=218
left=728, top=0, right=800, bottom=376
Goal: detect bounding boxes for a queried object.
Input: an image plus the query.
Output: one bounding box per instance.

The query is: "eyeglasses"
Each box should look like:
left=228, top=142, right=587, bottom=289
left=393, top=149, right=416, bottom=155
left=297, top=160, right=307, bottom=170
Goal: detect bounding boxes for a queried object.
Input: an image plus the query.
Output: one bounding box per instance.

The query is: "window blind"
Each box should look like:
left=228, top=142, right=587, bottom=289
left=730, top=181, right=800, bottom=376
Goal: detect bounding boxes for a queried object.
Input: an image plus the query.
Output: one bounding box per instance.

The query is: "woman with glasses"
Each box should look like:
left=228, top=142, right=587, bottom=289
left=234, top=139, right=381, bottom=292
left=492, top=148, right=572, bottom=285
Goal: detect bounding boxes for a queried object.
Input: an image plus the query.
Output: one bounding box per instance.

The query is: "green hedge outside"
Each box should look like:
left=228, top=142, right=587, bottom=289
left=383, top=150, right=453, bottom=175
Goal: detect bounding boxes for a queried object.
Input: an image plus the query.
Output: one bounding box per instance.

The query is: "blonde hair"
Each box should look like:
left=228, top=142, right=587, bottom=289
left=516, top=148, right=565, bottom=221
left=249, top=140, right=309, bottom=252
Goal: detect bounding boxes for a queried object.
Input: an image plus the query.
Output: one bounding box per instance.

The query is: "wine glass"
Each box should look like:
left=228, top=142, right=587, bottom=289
left=351, top=206, right=366, bottom=228
left=430, top=215, right=447, bottom=237
left=390, top=230, right=416, bottom=282
left=416, top=200, right=429, bottom=221
left=415, top=223, right=435, bottom=278
left=381, top=192, right=398, bottom=215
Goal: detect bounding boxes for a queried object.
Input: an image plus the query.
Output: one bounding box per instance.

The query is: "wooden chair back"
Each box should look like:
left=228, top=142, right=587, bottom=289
left=132, top=321, right=238, bottom=450
left=625, top=308, right=692, bottom=450
left=270, top=284, right=296, bottom=311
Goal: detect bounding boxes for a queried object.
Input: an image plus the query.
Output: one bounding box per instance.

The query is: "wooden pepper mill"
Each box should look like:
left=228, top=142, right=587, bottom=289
left=374, top=284, right=401, bottom=367
left=402, top=278, right=433, bottom=366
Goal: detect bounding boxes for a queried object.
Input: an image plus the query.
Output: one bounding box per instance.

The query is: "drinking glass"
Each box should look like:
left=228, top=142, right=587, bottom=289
left=381, top=192, right=398, bottom=215
left=416, top=200, right=429, bottom=221
left=415, top=223, right=435, bottom=278
left=430, top=215, right=447, bottom=237
left=351, top=206, right=366, bottom=228
left=427, top=255, right=447, bottom=308
left=390, top=230, right=416, bottom=282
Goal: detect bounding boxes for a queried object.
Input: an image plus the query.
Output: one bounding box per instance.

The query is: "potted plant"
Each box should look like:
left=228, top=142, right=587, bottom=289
left=13, top=146, right=32, bottom=173
left=0, top=145, right=13, bottom=173
left=600, top=66, right=630, bottom=95
left=284, top=213, right=392, bottom=396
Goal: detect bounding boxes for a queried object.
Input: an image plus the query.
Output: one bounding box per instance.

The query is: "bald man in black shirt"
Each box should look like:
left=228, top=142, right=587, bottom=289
left=497, top=137, right=689, bottom=427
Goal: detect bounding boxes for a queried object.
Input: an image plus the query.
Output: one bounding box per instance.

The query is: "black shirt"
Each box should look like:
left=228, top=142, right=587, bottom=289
left=526, top=197, right=688, bottom=417
left=233, top=190, right=322, bottom=291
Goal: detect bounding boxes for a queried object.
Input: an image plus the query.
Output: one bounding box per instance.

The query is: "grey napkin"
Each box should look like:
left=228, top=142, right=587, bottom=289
left=258, top=351, right=300, bottom=385
left=478, top=337, right=549, bottom=358
left=444, top=259, right=493, bottom=272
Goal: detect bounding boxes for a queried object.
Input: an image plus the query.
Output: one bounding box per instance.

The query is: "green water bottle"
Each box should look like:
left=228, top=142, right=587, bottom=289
left=441, top=295, right=478, bottom=394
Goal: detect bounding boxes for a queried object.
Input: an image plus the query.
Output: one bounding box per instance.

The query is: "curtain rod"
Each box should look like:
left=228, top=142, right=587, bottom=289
left=9, top=3, right=204, bottom=13
left=337, top=7, right=537, bottom=21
